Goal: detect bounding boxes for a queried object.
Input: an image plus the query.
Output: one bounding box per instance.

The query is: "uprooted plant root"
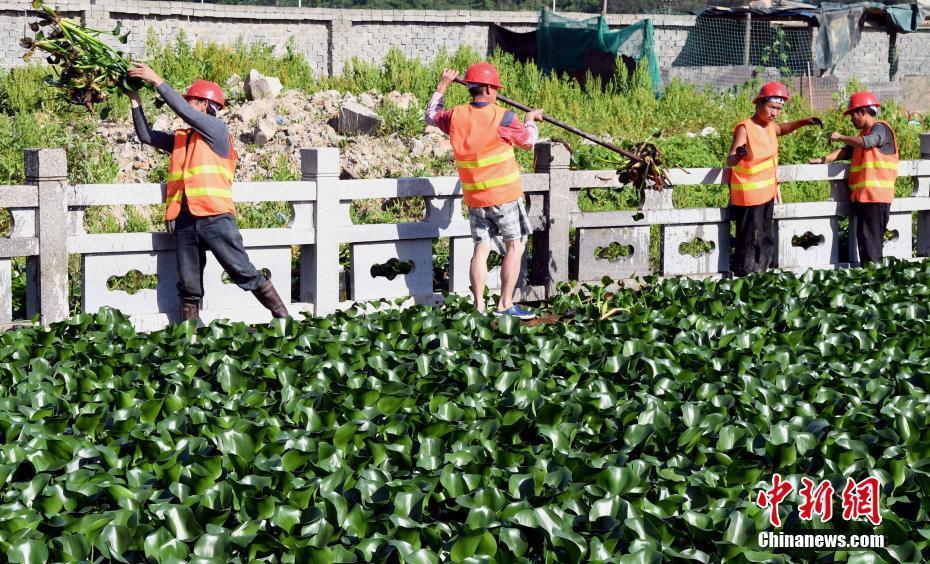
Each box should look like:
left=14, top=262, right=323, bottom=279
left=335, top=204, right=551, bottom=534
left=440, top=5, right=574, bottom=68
left=22, top=0, right=142, bottom=111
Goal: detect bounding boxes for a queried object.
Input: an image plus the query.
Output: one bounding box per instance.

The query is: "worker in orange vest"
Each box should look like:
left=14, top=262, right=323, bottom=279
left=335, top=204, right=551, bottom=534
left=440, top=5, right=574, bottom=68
left=127, top=62, right=288, bottom=322
left=427, top=63, right=542, bottom=319
left=811, top=92, right=897, bottom=265
left=726, top=82, right=823, bottom=276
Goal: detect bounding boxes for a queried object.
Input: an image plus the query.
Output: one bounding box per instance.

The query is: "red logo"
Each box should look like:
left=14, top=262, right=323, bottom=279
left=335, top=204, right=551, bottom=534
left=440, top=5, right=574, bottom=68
left=798, top=477, right=835, bottom=522
left=756, top=473, right=794, bottom=527
left=756, top=475, right=882, bottom=527
left=842, top=476, right=882, bottom=526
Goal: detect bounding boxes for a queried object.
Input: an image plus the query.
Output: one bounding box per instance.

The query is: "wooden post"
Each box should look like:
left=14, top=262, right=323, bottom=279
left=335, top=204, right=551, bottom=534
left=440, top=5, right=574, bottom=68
left=743, top=12, right=752, bottom=66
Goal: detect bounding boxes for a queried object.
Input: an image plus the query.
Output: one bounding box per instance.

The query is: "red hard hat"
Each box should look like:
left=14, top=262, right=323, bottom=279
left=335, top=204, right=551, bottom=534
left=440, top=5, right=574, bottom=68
left=463, top=62, right=504, bottom=89
left=753, top=82, right=790, bottom=104
left=184, top=80, right=226, bottom=109
left=846, top=91, right=880, bottom=114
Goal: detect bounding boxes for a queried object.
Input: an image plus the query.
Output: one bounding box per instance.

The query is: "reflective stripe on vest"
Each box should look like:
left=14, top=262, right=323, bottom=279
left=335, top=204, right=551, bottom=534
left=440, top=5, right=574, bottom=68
left=166, top=165, right=235, bottom=182
left=165, top=129, right=238, bottom=220
left=455, top=147, right=516, bottom=169
left=729, top=118, right=778, bottom=207
left=849, top=122, right=898, bottom=204
left=450, top=104, right=523, bottom=208
left=462, top=170, right=522, bottom=191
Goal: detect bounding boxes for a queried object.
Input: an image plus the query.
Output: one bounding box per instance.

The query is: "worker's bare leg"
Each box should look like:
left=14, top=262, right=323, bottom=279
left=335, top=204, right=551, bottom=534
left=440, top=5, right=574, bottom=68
left=470, top=242, right=491, bottom=312
left=497, top=238, right=525, bottom=312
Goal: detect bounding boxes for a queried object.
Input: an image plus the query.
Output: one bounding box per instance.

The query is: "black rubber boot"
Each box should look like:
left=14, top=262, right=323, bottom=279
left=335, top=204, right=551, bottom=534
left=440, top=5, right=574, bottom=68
left=180, top=302, right=199, bottom=322
left=252, top=280, right=288, bottom=319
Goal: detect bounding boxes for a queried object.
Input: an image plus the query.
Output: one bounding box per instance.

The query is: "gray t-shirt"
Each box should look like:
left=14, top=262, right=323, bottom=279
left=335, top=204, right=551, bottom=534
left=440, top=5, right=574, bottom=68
left=131, top=82, right=231, bottom=158
left=839, top=122, right=895, bottom=161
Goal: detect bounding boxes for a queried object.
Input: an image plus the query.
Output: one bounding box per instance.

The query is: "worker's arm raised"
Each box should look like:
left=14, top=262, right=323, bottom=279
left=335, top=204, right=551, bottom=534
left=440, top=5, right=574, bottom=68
left=776, top=116, right=822, bottom=136
left=435, top=68, right=458, bottom=95
left=425, top=69, right=457, bottom=134
left=126, top=90, right=173, bottom=153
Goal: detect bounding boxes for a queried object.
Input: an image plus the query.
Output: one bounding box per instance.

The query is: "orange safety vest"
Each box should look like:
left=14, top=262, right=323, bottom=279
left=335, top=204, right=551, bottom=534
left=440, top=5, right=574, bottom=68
left=165, top=129, right=238, bottom=220
left=450, top=104, right=523, bottom=208
left=729, top=118, right=778, bottom=207
left=849, top=121, right=898, bottom=204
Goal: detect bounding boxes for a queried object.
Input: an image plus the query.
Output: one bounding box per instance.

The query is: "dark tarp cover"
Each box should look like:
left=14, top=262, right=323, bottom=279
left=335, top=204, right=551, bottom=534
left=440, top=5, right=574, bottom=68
left=490, top=23, right=638, bottom=89
left=537, top=10, right=661, bottom=93
left=489, top=25, right=536, bottom=64
left=532, top=10, right=662, bottom=93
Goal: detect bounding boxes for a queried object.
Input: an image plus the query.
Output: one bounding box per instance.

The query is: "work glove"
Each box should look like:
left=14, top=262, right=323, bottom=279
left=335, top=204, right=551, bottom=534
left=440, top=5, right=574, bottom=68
left=165, top=220, right=176, bottom=236
left=735, top=144, right=749, bottom=159
left=809, top=117, right=824, bottom=128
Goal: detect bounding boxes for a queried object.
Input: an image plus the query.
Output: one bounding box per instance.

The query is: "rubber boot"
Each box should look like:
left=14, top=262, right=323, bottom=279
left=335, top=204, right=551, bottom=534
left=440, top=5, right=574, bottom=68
left=252, top=280, right=288, bottom=319
left=180, top=302, right=199, bottom=322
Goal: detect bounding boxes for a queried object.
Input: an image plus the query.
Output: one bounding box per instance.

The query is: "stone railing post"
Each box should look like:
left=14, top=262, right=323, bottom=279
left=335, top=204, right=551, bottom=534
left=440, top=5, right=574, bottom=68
left=301, top=148, right=341, bottom=316
left=640, top=180, right=675, bottom=210
left=25, top=148, right=69, bottom=325
left=828, top=163, right=852, bottom=202
left=916, top=133, right=930, bottom=197
left=916, top=133, right=930, bottom=256
left=533, top=142, right=572, bottom=297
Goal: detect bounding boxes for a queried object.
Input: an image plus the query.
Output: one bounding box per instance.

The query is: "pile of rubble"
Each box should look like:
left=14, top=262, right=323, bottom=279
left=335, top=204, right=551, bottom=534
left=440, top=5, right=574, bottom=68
left=99, top=69, right=454, bottom=183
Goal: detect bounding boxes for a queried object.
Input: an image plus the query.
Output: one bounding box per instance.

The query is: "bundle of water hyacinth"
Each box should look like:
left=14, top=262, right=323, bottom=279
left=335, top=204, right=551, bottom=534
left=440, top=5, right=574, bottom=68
left=21, top=0, right=142, bottom=110
left=615, top=137, right=672, bottom=192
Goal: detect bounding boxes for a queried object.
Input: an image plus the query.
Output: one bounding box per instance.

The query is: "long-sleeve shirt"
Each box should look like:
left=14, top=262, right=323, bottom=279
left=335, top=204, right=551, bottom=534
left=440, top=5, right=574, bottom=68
left=838, top=122, right=895, bottom=161
left=131, top=82, right=231, bottom=158
left=425, top=92, right=538, bottom=150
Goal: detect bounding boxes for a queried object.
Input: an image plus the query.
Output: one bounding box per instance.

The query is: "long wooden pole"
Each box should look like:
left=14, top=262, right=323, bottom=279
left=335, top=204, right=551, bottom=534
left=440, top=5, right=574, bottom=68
left=453, top=77, right=642, bottom=162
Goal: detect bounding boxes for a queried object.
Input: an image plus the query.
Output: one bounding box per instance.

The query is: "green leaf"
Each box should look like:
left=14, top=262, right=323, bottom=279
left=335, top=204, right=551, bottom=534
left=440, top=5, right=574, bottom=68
left=214, top=429, right=255, bottom=460
left=194, top=533, right=231, bottom=559
left=451, top=534, right=482, bottom=561
left=7, top=539, right=48, bottom=564
left=164, top=505, right=203, bottom=541
left=598, top=467, right=640, bottom=495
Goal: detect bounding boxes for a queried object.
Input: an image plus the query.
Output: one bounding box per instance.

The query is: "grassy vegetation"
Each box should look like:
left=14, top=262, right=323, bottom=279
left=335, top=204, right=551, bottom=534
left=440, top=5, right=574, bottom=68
left=2, top=33, right=928, bottom=202
left=1, top=34, right=929, bottom=317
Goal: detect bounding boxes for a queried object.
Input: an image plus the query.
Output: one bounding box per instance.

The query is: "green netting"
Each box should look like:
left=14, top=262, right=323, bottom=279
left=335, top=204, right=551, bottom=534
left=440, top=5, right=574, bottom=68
left=536, top=9, right=662, bottom=94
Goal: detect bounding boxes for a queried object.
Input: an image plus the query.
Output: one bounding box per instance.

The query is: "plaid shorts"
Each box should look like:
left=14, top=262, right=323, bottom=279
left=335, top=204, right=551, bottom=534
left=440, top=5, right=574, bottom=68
left=469, top=199, right=532, bottom=254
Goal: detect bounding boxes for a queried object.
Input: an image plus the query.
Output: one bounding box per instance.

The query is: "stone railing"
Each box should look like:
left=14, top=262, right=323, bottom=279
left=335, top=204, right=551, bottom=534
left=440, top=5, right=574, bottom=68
left=1, top=136, right=929, bottom=330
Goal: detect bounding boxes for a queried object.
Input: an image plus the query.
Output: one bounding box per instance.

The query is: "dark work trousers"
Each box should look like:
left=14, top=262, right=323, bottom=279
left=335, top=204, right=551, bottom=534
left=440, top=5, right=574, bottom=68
left=174, top=204, right=266, bottom=304
left=730, top=199, right=775, bottom=277
left=853, top=202, right=891, bottom=265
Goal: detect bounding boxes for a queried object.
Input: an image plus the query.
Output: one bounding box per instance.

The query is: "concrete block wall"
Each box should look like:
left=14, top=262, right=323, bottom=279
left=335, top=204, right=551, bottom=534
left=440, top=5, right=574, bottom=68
left=345, top=22, right=490, bottom=67
left=896, top=28, right=930, bottom=77
left=832, top=28, right=891, bottom=84
left=0, top=1, right=714, bottom=76
left=114, top=14, right=330, bottom=75
left=0, top=11, right=25, bottom=68
left=653, top=26, right=691, bottom=70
